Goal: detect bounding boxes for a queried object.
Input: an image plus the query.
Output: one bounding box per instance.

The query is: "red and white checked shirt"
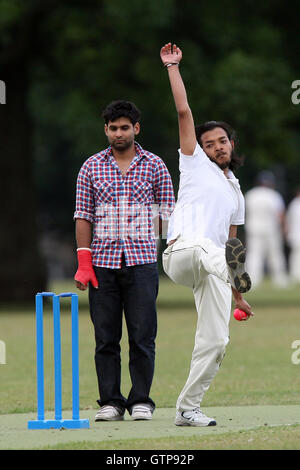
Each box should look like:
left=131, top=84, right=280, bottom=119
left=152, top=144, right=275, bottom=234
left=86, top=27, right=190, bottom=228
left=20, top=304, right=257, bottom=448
left=74, top=142, right=175, bottom=268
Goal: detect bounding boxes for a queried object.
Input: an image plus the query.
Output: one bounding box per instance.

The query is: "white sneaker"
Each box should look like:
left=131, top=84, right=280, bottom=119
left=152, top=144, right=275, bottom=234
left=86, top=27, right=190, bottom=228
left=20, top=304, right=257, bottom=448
left=95, top=405, right=124, bottom=421
left=131, top=403, right=153, bottom=420
left=175, top=408, right=217, bottom=427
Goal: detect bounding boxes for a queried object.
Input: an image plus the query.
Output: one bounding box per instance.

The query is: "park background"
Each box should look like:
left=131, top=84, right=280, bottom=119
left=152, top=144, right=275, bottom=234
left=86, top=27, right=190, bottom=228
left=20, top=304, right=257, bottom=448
left=1, top=0, right=300, bottom=299
left=1, top=0, right=300, bottom=450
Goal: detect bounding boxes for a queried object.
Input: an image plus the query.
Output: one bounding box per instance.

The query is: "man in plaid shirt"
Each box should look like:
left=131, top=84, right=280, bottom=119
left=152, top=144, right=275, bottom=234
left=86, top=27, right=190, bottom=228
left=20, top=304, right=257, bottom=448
left=74, top=100, right=175, bottom=422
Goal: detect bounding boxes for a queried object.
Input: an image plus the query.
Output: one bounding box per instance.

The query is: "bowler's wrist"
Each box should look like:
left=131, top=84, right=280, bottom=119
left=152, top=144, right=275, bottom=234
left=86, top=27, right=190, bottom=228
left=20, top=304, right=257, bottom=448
left=232, top=287, right=243, bottom=302
left=164, top=62, right=179, bottom=68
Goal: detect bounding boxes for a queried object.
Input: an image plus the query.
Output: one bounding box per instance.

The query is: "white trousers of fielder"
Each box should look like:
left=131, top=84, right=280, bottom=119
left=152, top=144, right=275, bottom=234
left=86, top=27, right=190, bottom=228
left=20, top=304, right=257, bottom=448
left=162, top=237, right=232, bottom=412
left=289, top=245, right=300, bottom=283
left=246, top=231, right=288, bottom=287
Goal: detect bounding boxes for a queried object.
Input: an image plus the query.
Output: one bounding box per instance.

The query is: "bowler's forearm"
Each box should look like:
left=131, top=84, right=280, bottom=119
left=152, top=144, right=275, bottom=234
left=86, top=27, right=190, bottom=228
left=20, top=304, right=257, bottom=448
left=167, top=65, right=191, bottom=115
left=229, top=225, right=237, bottom=238
left=232, top=287, right=242, bottom=303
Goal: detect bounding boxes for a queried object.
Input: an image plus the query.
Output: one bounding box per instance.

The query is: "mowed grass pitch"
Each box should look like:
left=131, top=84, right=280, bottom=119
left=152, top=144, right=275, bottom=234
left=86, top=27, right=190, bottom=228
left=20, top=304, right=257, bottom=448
left=1, top=278, right=300, bottom=449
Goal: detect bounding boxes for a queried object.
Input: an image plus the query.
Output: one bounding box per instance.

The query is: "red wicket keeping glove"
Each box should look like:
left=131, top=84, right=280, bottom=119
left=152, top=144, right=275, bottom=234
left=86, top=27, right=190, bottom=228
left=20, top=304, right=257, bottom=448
left=74, top=249, right=99, bottom=288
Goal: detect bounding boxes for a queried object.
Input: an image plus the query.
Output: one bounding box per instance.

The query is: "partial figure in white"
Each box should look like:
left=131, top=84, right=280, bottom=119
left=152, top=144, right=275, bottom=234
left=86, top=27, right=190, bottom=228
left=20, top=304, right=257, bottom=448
left=286, top=188, right=300, bottom=283
left=245, top=171, right=288, bottom=288
left=0, top=340, right=6, bottom=365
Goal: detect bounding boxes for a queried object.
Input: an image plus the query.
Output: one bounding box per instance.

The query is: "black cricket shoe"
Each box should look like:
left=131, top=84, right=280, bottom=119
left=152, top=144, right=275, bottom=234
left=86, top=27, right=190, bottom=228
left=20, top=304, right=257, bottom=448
left=225, top=238, right=251, bottom=293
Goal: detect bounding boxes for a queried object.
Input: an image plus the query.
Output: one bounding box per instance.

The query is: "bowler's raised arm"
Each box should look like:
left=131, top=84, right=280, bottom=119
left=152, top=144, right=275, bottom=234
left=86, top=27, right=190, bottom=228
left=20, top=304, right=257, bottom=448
left=160, top=43, right=197, bottom=156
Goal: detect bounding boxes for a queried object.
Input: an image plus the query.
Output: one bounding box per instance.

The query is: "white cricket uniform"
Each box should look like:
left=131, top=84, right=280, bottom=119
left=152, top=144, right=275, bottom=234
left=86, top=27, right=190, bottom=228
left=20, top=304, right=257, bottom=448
left=162, top=143, right=245, bottom=412
left=286, top=196, right=300, bottom=282
left=245, top=186, right=287, bottom=287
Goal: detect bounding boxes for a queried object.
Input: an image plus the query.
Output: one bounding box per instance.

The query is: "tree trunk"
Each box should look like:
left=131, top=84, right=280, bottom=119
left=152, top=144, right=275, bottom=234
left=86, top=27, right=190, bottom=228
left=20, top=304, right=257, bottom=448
left=0, top=63, right=47, bottom=302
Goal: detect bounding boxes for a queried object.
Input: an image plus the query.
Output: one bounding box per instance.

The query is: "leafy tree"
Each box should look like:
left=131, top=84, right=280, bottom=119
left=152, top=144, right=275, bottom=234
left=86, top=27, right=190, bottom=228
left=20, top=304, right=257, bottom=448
left=1, top=0, right=299, bottom=301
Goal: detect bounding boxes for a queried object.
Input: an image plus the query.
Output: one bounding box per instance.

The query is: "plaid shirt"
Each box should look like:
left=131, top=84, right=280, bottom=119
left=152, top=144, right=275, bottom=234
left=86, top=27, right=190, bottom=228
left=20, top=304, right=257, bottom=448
left=74, top=142, right=175, bottom=268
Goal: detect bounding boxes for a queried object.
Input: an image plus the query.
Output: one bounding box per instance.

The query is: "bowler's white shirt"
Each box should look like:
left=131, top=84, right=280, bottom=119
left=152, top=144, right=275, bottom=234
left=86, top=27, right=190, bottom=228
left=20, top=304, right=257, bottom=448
left=167, top=143, right=245, bottom=247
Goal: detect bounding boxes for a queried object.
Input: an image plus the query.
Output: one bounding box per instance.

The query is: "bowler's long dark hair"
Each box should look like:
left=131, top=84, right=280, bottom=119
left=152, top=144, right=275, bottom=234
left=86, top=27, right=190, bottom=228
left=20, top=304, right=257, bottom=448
left=195, top=121, right=245, bottom=172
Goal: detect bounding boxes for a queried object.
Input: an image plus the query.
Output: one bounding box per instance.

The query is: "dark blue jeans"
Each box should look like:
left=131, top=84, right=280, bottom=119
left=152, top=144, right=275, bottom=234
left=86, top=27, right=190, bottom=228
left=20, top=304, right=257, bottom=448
left=89, top=258, right=158, bottom=414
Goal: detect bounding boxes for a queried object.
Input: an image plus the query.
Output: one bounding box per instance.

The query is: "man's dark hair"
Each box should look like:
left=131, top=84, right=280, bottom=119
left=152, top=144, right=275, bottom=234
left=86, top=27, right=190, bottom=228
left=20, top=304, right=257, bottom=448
left=102, top=100, right=141, bottom=125
left=195, top=121, right=245, bottom=172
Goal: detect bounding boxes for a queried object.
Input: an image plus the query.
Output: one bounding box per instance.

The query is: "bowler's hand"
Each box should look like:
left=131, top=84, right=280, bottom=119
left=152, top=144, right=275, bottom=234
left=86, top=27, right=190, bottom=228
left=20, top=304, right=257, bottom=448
left=234, top=297, right=254, bottom=321
left=232, top=288, right=254, bottom=320
left=160, top=42, right=182, bottom=66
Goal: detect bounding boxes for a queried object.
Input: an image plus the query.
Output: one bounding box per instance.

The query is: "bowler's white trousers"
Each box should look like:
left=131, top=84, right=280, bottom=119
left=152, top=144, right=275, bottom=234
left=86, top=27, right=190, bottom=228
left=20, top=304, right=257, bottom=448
left=162, top=237, right=232, bottom=412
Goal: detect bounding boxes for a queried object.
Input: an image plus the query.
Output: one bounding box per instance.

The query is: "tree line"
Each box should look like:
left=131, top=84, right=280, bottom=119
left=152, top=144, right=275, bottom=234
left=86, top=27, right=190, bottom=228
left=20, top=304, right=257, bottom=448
left=0, top=0, right=299, bottom=301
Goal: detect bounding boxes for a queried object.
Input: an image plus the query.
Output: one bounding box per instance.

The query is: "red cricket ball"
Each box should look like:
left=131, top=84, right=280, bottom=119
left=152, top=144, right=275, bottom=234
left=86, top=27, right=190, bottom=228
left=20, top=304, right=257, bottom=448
left=233, top=308, right=248, bottom=321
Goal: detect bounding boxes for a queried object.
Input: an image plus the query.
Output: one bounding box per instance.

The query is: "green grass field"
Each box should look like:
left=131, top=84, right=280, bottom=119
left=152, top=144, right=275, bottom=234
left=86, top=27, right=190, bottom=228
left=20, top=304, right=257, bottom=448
left=1, top=277, right=300, bottom=449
